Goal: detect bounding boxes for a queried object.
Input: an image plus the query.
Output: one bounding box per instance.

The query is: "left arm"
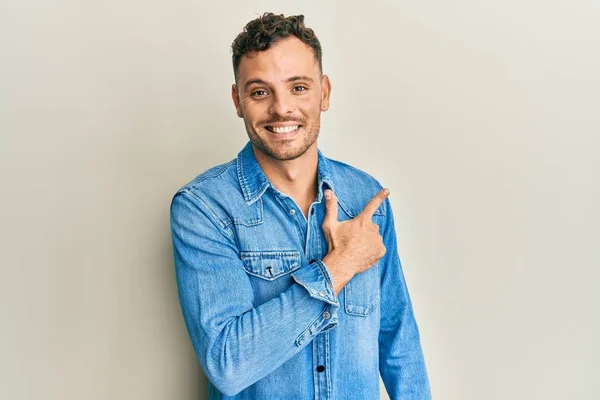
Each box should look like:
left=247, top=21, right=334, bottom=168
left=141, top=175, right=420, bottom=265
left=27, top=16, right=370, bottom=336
left=378, top=197, right=431, bottom=399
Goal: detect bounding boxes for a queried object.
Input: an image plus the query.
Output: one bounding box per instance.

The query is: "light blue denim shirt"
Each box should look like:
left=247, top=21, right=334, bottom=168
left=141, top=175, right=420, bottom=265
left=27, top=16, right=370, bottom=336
left=170, top=141, right=431, bottom=399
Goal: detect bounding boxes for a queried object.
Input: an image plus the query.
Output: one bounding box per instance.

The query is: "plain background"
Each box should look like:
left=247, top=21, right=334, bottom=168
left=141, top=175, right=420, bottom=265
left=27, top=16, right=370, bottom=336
left=1, top=1, right=599, bottom=399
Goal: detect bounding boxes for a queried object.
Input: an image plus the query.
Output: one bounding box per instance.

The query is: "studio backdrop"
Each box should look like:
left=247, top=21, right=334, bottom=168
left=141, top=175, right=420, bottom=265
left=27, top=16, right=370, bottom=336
left=1, top=1, right=599, bottom=399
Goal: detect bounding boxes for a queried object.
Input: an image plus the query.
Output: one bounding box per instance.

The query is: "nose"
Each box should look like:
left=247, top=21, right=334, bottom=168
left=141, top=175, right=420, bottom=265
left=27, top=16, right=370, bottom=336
left=268, top=91, right=294, bottom=116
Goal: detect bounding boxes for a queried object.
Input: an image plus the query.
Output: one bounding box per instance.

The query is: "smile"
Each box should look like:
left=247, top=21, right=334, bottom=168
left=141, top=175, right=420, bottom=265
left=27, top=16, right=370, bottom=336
left=265, top=125, right=300, bottom=134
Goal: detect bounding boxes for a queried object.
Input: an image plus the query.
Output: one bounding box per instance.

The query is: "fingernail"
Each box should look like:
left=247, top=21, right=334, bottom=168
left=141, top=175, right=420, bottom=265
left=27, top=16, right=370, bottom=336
left=325, top=190, right=332, bottom=199
left=383, top=188, right=389, bottom=196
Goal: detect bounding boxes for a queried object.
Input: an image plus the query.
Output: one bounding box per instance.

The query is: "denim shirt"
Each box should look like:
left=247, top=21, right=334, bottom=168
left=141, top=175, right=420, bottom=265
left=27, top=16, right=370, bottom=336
left=170, top=141, right=431, bottom=399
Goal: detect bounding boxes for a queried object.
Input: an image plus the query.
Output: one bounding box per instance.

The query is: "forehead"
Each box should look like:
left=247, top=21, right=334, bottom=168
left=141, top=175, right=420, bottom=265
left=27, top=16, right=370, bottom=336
left=237, top=36, right=319, bottom=84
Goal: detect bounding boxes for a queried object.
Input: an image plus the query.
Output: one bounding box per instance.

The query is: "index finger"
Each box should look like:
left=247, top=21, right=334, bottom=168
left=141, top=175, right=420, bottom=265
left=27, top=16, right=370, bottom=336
left=358, top=188, right=389, bottom=219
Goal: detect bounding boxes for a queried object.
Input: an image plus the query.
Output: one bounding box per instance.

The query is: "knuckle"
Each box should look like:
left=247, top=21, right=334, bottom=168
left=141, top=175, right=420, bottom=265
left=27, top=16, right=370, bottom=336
left=379, top=246, right=386, bottom=258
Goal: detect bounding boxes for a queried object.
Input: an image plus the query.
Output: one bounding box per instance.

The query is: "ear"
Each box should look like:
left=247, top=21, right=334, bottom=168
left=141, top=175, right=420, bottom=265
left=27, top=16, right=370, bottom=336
left=320, top=74, right=332, bottom=112
left=231, top=83, right=243, bottom=118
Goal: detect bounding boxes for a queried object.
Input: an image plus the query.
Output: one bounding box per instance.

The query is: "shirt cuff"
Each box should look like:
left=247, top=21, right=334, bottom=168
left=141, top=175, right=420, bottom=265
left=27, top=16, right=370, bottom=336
left=291, top=260, right=341, bottom=346
left=291, top=259, right=340, bottom=307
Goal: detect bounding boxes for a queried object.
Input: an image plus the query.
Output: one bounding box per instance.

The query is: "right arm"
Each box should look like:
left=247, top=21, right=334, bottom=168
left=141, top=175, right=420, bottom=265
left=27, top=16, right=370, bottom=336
left=170, top=190, right=339, bottom=396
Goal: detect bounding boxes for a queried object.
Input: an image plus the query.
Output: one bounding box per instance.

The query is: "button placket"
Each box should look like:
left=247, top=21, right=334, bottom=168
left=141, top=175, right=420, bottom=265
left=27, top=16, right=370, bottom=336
left=313, top=331, right=331, bottom=399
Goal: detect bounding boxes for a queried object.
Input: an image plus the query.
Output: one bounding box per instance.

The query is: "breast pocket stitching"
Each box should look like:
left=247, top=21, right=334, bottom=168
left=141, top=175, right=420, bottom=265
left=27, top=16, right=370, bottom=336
left=240, top=250, right=301, bottom=281
left=344, top=262, right=381, bottom=316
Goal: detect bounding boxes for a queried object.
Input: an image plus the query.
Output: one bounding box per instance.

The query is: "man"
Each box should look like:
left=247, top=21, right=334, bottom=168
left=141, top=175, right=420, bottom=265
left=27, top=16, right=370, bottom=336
left=170, top=13, right=430, bottom=399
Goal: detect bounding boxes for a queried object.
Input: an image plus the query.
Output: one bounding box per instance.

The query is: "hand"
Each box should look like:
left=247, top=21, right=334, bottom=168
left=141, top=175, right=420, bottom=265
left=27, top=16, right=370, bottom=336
left=321, top=188, right=389, bottom=294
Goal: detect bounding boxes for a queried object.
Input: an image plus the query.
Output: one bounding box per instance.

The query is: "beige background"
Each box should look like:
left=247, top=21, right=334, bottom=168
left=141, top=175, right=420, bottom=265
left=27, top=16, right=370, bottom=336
left=1, top=1, right=599, bottom=399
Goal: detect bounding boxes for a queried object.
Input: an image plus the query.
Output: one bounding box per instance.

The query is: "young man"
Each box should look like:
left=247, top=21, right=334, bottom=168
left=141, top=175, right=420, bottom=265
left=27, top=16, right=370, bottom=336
left=170, top=13, right=431, bottom=399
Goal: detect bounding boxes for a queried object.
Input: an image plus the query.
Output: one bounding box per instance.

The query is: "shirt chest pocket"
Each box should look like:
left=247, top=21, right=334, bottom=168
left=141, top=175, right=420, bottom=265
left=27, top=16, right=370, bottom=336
left=241, top=250, right=302, bottom=304
left=342, top=212, right=383, bottom=317
left=344, top=262, right=381, bottom=316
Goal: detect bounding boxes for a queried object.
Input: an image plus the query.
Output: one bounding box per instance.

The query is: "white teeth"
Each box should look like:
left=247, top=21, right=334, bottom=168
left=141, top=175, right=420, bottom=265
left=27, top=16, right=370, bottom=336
left=270, top=125, right=299, bottom=133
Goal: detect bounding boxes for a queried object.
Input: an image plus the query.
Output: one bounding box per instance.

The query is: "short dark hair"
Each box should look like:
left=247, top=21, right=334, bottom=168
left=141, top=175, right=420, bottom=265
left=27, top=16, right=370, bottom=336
left=231, top=13, right=323, bottom=81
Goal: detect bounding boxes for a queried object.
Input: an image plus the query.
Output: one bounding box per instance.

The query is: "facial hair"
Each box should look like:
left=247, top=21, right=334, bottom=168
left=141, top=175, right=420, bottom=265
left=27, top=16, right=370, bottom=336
left=244, top=114, right=321, bottom=161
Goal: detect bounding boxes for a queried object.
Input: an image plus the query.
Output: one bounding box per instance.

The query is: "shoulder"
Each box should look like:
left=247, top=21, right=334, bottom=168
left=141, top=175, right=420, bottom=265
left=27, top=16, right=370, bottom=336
left=176, top=159, right=238, bottom=197
left=327, top=157, right=382, bottom=188
left=325, top=156, right=388, bottom=217
left=171, top=159, right=261, bottom=229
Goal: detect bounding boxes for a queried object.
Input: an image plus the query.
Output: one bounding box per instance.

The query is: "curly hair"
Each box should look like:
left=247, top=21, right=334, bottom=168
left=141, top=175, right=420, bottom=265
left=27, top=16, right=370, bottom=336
left=231, top=13, right=323, bottom=81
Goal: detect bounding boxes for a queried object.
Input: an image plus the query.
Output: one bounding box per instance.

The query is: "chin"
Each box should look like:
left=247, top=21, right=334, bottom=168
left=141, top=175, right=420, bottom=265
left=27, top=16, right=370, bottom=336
left=263, top=147, right=306, bottom=161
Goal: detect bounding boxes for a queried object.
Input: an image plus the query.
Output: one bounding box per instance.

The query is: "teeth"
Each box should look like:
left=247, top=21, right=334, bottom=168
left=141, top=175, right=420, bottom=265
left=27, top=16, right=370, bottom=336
left=269, top=125, right=299, bottom=133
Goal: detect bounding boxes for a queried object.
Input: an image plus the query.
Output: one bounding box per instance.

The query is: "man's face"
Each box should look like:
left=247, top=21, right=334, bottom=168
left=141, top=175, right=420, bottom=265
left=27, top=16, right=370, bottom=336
left=232, top=36, right=331, bottom=161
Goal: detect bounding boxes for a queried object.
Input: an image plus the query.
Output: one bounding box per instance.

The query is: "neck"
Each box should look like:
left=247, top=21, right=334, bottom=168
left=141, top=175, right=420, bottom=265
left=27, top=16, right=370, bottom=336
left=252, top=144, right=319, bottom=205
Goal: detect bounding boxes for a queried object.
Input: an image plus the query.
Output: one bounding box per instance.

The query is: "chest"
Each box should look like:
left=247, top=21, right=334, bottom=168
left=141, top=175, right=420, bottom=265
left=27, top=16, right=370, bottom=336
left=230, top=192, right=382, bottom=318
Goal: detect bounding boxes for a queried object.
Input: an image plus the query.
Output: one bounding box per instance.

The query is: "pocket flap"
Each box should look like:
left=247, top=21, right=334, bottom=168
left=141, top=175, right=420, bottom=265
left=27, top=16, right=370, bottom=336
left=240, top=251, right=301, bottom=281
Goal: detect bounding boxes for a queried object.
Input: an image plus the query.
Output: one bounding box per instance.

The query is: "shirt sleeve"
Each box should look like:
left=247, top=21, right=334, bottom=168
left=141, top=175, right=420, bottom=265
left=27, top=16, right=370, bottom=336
left=378, top=197, right=432, bottom=399
left=170, top=189, right=339, bottom=396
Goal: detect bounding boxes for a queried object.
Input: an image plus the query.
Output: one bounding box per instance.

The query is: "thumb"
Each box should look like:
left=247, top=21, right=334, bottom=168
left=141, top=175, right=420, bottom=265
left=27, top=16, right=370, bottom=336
left=323, top=189, right=338, bottom=224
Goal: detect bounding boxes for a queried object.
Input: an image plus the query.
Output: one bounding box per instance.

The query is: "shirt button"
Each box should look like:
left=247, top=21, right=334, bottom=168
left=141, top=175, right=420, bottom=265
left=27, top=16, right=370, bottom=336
left=322, top=311, right=331, bottom=320
left=319, top=290, right=326, bottom=297
left=316, top=365, right=325, bottom=373
left=289, top=209, right=296, bottom=215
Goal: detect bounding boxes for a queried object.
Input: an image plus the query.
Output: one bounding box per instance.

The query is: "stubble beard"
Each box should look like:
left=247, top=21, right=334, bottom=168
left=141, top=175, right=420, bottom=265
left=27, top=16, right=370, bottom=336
left=244, top=118, right=321, bottom=161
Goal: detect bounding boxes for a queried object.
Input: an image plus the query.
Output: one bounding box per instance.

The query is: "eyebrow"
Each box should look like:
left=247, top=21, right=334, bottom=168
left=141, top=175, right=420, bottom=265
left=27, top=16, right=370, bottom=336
left=287, top=75, right=314, bottom=83
left=244, top=75, right=315, bottom=91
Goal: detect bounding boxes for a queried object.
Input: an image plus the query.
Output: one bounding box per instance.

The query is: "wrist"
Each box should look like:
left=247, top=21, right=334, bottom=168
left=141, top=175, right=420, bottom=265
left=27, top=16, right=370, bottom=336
left=322, top=253, right=354, bottom=295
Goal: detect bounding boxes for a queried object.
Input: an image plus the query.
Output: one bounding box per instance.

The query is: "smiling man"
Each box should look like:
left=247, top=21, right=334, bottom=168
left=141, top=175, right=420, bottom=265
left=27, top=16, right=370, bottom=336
left=170, top=13, right=431, bottom=399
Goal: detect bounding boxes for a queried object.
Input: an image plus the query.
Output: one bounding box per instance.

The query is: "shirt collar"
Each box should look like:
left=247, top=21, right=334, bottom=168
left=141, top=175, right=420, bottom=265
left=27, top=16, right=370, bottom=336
left=236, top=141, right=335, bottom=205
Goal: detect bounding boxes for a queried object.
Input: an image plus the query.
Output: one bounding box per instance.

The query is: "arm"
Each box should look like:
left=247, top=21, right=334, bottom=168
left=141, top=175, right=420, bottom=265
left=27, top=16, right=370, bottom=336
left=170, top=190, right=339, bottom=396
left=378, top=197, right=431, bottom=399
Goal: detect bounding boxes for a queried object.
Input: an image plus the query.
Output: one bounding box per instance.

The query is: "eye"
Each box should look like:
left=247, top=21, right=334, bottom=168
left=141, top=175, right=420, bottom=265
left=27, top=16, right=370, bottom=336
left=293, top=85, right=308, bottom=92
left=251, top=89, right=267, bottom=97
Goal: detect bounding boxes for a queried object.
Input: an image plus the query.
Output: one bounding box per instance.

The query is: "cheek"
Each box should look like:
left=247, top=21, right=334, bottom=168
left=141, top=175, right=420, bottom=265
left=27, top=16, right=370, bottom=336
left=240, top=106, right=258, bottom=124
left=303, top=102, right=322, bottom=117
left=243, top=101, right=268, bottom=119
left=297, top=96, right=321, bottom=113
